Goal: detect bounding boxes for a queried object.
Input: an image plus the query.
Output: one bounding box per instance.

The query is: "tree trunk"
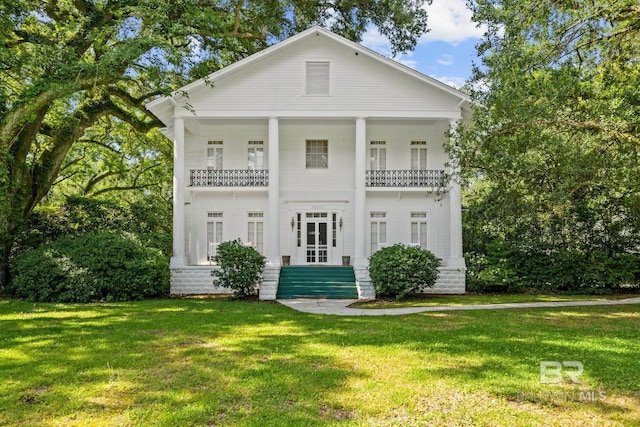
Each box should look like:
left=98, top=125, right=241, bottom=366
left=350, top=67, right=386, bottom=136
left=0, top=218, right=17, bottom=289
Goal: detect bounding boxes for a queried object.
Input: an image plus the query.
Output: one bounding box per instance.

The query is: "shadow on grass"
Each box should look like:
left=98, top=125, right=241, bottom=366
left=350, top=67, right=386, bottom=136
left=0, top=298, right=638, bottom=425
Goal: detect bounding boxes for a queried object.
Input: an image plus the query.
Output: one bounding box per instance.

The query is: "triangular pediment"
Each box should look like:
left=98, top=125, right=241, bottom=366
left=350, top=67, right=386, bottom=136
left=147, top=26, right=469, bottom=125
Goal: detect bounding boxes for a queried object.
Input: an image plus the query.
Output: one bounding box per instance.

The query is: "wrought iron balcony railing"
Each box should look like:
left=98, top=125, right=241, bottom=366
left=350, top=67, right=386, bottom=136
left=190, top=169, right=269, bottom=187
left=366, top=169, right=446, bottom=188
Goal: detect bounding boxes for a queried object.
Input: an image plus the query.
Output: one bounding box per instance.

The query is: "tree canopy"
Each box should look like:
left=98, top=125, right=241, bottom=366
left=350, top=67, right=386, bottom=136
left=463, top=0, right=640, bottom=249
left=458, top=0, right=640, bottom=290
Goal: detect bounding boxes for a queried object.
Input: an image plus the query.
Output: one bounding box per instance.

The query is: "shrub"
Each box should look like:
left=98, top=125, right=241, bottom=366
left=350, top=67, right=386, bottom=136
left=369, top=244, right=441, bottom=300
left=212, top=239, right=266, bottom=297
left=13, top=197, right=172, bottom=257
left=466, top=237, right=640, bottom=293
left=8, top=232, right=169, bottom=302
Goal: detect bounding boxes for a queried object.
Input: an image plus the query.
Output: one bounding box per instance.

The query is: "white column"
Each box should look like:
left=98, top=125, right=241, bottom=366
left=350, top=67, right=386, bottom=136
left=354, top=117, right=367, bottom=267
left=267, top=117, right=280, bottom=265
left=449, top=118, right=465, bottom=267
left=170, top=116, right=186, bottom=268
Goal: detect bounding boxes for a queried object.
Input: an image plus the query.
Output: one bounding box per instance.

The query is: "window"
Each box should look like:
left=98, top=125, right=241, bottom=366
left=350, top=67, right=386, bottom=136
left=207, top=140, right=223, bottom=170
left=306, top=139, right=328, bottom=168
left=369, top=141, right=387, bottom=170
left=332, top=213, right=337, bottom=248
left=247, top=141, right=264, bottom=170
left=410, top=140, right=427, bottom=170
left=207, top=212, right=223, bottom=261
left=305, top=61, right=330, bottom=95
left=247, top=212, right=264, bottom=254
left=370, top=212, right=387, bottom=254
left=410, top=212, right=427, bottom=250
left=296, top=213, right=302, bottom=247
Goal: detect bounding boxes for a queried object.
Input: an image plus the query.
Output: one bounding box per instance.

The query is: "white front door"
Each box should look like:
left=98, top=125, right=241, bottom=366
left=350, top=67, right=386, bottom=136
left=305, top=213, right=329, bottom=264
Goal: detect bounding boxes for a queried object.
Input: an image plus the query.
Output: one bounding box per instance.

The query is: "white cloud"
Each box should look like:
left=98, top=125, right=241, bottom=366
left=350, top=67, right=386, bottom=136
left=422, top=0, right=485, bottom=45
left=428, top=75, right=467, bottom=89
left=361, top=28, right=418, bottom=69
left=437, top=54, right=454, bottom=66
left=395, top=56, right=418, bottom=69
left=361, top=27, right=391, bottom=56
left=362, top=0, right=484, bottom=53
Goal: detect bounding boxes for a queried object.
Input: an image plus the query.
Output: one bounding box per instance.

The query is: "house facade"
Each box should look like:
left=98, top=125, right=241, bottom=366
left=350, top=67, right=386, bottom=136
left=146, top=26, right=469, bottom=299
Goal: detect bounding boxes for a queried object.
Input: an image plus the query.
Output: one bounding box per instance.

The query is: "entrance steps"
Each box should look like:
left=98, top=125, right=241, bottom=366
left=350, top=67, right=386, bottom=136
left=276, top=266, right=358, bottom=299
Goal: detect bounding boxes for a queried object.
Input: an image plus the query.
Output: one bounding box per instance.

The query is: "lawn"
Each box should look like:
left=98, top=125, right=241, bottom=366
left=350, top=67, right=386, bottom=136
left=1, top=297, right=638, bottom=426
left=350, top=293, right=640, bottom=309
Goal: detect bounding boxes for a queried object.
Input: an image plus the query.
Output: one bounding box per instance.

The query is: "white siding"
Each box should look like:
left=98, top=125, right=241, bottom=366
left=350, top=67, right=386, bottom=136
left=279, top=119, right=355, bottom=193
left=180, top=117, right=453, bottom=266
left=366, top=193, right=450, bottom=261
left=182, top=36, right=459, bottom=115
left=184, top=192, right=268, bottom=265
left=184, top=120, right=269, bottom=175
left=367, top=120, right=450, bottom=170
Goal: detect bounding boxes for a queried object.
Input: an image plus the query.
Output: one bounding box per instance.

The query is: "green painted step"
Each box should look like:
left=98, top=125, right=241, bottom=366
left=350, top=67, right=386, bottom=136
left=277, top=266, right=358, bottom=299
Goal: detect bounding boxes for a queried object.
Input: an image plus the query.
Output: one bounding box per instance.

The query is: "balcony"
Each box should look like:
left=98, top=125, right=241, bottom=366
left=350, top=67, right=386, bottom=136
left=190, top=169, right=269, bottom=187
left=366, top=170, right=446, bottom=188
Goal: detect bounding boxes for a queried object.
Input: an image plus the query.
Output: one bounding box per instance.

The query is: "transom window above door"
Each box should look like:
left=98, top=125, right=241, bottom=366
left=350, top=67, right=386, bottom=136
left=306, top=139, right=328, bottom=169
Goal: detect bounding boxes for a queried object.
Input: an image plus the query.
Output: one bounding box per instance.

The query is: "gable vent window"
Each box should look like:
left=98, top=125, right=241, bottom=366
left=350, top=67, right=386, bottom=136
left=306, top=61, right=330, bottom=95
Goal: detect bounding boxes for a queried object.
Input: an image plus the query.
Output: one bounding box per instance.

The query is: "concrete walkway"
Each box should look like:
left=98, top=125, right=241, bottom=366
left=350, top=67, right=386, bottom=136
left=277, top=297, right=640, bottom=316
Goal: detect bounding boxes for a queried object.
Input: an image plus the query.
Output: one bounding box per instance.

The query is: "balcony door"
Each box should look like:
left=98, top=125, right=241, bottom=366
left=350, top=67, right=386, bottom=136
left=305, top=213, right=329, bottom=264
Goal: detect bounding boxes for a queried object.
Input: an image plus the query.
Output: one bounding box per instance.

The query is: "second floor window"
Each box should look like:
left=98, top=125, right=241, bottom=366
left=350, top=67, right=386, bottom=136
left=410, top=140, right=427, bottom=170
left=207, top=140, right=223, bottom=170
left=369, top=141, right=386, bottom=170
left=248, top=141, right=264, bottom=170
left=306, top=139, right=328, bottom=168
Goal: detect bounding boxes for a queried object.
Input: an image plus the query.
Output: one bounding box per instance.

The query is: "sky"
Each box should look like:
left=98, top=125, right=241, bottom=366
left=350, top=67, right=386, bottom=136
left=361, top=0, right=485, bottom=88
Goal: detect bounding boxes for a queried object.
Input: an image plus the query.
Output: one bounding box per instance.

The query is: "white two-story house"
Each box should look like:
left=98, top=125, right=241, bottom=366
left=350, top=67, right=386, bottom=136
left=146, top=26, right=469, bottom=299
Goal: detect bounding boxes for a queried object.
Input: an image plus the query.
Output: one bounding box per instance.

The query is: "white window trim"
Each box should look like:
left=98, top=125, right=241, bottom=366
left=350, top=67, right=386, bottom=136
left=410, top=211, right=428, bottom=250
left=410, top=140, right=428, bottom=170
left=207, top=212, right=224, bottom=262
left=369, top=141, right=387, bottom=171
left=370, top=211, right=387, bottom=255
left=305, top=139, right=329, bottom=169
left=205, top=139, right=224, bottom=170
left=247, top=212, right=265, bottom=254
left=247, top=140, right=266, bottom=170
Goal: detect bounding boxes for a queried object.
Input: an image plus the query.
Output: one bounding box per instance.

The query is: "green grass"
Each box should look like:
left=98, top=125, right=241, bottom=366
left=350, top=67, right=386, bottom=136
left=349, top=292, right=640, bottom=309
left=1, top=297, right=639, bottom=426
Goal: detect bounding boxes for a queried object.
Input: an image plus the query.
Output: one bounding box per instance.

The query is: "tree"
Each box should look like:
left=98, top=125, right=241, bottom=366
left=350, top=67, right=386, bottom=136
left=457, top=1, right=640, bottom=268
left=0, top=0, right=429, bottom=287
left=50, top=121, right=172, bottom=205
